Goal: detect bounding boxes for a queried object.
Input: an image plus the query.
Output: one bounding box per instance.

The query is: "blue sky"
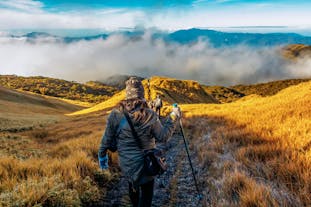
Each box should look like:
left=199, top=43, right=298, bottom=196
left=1, top=0, right=311, bottom=35
left=32, top=0, right=311, bottom=10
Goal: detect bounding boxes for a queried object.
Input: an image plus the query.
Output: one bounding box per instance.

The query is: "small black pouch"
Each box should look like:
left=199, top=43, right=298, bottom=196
left=143, top=148, right=167, bottom=176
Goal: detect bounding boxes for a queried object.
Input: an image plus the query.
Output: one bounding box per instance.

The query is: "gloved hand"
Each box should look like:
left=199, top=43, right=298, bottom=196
left=170, top=103, right=181, bottom=120
left=98, top=154, right=109, bottom=170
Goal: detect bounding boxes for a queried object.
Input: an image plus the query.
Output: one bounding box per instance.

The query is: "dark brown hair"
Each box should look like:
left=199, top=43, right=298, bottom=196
left=118, top=98, right=149, bottom=124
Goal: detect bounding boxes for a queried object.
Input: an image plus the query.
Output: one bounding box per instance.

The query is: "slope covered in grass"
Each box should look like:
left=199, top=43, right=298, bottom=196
left=147, top=76, right=217, bottom=104
left=1, top=76, right=310, bottom=206
left=0, top=112, right=117, bottom=206
left=282, top=44, right=311, bottom=60
left=180, top=80, right=311, bottom=206
left=71, top=76, right=217, bottom=115
left=0, top=87, right=117, bottom=206
left=202, top=85, right=245, bottom=103
left=231, top=78, right=310, bottom=97
left=0, top=86, right=83, bottom=131
left=201, top=78, right=310, bottom=103
left=0, top=75, right=118, bottom=104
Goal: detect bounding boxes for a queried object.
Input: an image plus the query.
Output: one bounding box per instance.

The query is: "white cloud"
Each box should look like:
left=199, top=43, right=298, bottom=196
left=215, top=0, right=233, bottom=3
left=0, top=33, right=310, bottom=85
left=0, top=0, right=43, bottom=12
left=0, top=8, right=145, bottom=30
left=145, top=7, right=311, bottom=29
left=0, top=1, right=311, bottom=31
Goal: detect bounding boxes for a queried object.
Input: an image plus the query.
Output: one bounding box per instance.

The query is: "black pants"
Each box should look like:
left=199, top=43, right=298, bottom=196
left=129, top=180, right=154, bottom=207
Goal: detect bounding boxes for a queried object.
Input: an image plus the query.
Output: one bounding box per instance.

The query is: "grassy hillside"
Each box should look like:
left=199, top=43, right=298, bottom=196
left=202, top=85, right=245, bottom=103
left=180, top=80, right=311, bottom=206
left=71, top=76, right=218, bottom=116
left=282, top=44, right=311, bottom=60
left=0, top=86, right=116, bottom=206
left=202, top=79, right=310, bottom=103
left=0, top=86, right=83, bottom=132
left=0, top=87, right=117, bottom=206
left=147, top=76, right=218, bottom=104
left=0, top=113, right=117, bottom=206
left=231, top=78, right=310, bottom=97
left=0, top=75, right=118, bottom=104
left=1, top=76, right=310, bottom=206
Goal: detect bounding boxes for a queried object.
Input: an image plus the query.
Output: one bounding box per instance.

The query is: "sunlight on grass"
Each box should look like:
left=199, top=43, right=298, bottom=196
left=69, top=76, right=217, bottom=116
left=181, top=81, right=311, bottom=206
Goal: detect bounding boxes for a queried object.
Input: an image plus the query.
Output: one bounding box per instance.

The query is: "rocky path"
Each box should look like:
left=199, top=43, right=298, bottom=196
left=101, top=129, right=205, bottom=207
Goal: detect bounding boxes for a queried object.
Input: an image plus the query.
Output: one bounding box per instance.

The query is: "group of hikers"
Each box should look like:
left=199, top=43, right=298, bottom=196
left=98, top=77, right=181, bottom=207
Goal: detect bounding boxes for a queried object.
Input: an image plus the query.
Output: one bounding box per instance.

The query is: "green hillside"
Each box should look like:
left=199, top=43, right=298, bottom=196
left=202, top=85, right=245, bottom=103
left=0, top=75, right=118, bottom=103
left=202, top=79, right=310, bottom=103
left=231, top=79, right=311, bottom=97
left=1, top=75, right=309, bottom=105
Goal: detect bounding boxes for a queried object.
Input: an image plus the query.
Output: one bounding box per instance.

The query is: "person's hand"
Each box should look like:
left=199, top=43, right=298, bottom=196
left=98, top=154, right=109, bottom=170
left=170, top=103, right=181, bottom=120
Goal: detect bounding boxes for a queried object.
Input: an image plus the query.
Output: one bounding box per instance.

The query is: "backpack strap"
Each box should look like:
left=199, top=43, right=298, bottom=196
left=116, top=116, right=127, bottom=137
left=123, top=110, right=143, bottom=150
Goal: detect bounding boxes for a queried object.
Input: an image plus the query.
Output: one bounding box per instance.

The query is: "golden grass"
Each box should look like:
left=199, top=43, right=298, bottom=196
left=282, top=44, right=311, bottom=60
left=181, top=80, right=311, bottom=149
left=145, top=76, right=217, bottom=105
left=51, top=97, right=94, bottom=108
left=16, top=89, right=95, bottom=108
left=70, top=76, right=216, bottom=116
left=69, top=91, right=125, bottom=116
left=1, top=78, right=310, bottom=206
left=0, top=86, right=83, bottom=131
left=223, top=171, right=277, bottom=207
left=0, top=112, right=118, bottom=206
left=181, top=81, right=311, bottom=206
left=0, top=151, right=112, bottom=206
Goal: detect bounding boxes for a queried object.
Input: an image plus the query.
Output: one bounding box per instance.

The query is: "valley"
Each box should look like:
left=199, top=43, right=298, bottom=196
left=0, top=76, right=310, bottom=206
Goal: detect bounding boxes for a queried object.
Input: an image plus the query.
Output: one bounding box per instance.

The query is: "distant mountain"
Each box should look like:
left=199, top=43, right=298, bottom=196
left=7, top=28, right=311, bottom=47
left=63, top=34, right=109, bottom=43
left=99, top=74, right=144, bottom=90
left=164, top=28, right=311, bottom=46
left=22, top=32, right=53, bottom=38
left=8, top=32, right=108, bottom=43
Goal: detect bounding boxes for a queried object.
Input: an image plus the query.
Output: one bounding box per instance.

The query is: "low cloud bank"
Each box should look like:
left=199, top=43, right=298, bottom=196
left=0, top=33, right=310, bottom=85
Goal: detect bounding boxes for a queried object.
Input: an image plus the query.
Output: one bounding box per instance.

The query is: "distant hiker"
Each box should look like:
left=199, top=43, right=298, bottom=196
left=98, top=77, right=181, bottom=207
left=147, top=100, right=155, bottom=110
left=154, top=95, right=163, bottom=117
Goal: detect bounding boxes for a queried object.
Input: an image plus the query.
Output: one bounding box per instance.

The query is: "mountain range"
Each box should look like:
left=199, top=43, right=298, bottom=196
left=5, top=28, right=311, bottom=47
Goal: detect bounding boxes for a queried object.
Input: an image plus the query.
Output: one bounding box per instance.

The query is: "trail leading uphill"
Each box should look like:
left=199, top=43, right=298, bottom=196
left=100, top=128, right=206, bottom=207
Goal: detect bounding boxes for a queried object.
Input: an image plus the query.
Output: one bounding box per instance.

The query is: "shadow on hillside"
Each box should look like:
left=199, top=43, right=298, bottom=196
left=182, top=115, right=309, bottom=206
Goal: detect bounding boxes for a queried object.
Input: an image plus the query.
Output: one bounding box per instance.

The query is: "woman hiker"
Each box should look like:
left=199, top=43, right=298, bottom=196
left=98, top=77, right=181, bottom=207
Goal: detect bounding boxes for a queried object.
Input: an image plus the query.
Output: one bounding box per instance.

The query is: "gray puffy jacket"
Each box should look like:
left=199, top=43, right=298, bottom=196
left=98, top=106, right=177, bottom=185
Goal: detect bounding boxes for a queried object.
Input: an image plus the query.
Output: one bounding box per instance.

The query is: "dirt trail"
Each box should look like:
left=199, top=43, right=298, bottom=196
left=101, top=130, right=205, bottom=207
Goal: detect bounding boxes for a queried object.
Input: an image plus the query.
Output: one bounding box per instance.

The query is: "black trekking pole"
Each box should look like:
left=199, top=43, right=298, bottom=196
left=179, top=118, right=202, bottom=199
left=147, top=79, right=151, bottom=102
